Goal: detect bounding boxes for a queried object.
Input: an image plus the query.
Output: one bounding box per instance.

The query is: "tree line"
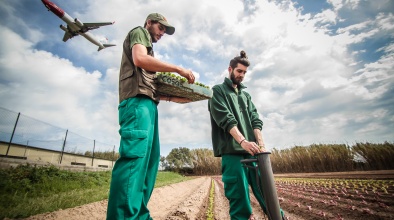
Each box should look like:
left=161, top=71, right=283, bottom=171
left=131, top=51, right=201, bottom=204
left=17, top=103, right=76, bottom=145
left=161, top=147, right=221, bottom=175
left=160, top=142, right=394, bottom=175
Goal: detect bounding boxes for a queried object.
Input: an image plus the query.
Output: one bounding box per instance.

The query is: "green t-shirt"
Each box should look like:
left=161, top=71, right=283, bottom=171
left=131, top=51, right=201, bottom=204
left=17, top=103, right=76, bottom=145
left=128, top=27, right=153, bottom=51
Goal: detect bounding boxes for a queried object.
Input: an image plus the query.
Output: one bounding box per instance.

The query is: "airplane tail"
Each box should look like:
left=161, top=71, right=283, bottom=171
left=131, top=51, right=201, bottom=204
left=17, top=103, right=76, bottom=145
left=98, top=44, right=116, bottom=51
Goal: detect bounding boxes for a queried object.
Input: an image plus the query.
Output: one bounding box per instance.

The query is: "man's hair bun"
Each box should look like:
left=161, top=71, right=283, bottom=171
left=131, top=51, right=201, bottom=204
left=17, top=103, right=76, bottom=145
left=229, top=50, right=250, bottom=68
left=240, top=50, right=248, bottom=59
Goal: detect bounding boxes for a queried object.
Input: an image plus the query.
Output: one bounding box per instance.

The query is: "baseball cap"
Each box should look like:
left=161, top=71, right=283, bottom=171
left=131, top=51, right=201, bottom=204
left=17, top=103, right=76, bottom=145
left=145, top=13, right=175, bottom=35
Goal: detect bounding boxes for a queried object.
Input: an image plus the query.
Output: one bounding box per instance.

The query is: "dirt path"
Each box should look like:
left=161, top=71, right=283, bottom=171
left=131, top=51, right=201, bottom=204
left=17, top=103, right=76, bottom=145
left=23, top=176, right=305, bottom=220
left=150, top=177, right=211, bottom=219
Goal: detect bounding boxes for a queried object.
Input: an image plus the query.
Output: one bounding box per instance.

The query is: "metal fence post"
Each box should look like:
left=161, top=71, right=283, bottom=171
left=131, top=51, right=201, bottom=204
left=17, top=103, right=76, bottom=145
left=6, top=112, right=20, bottom=156
left=112, top=145, right=115, bottom=167
left=24, top=141, right=29, bottom=157
left=59, top=129, right=68, bottom=164
left=92, top=140, right=96, bottom=167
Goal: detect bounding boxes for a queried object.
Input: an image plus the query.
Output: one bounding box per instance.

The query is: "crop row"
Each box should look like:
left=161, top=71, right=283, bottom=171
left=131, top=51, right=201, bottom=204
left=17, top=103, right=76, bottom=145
left=277, top=178, right=393, bottom=194
left=275, top=177, right=393, bottom=219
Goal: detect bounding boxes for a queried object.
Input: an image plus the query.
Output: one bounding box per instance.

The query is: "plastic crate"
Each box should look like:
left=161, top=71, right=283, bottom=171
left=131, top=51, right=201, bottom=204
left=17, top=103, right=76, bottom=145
left=156, top=73, right=212, bottom=102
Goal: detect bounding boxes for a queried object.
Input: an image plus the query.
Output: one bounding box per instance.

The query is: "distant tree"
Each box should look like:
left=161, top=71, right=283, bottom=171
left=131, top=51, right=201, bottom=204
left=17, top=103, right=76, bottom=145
left=160, top=155, right=170, bottom=170
left=166, top=147, right=193, bottom=171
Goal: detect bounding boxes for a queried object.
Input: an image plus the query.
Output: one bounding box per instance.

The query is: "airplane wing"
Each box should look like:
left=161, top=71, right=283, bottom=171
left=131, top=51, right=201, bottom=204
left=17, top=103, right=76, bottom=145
left=62, top=31, right=73, bottom=42
left=83, top=22, right=114, bottom=31
left=60, top=24, right=78, bottom=42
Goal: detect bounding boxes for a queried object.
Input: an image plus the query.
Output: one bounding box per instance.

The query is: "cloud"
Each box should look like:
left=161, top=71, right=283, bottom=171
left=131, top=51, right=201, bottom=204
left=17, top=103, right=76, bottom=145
left=0, top=25, right=119, bottom=146
left=0, top=0, right=392, bottom=156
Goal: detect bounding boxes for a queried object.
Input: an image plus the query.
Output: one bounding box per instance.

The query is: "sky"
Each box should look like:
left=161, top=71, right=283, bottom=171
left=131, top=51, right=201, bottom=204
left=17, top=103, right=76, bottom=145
left=0, top=0, right=393, bottom=156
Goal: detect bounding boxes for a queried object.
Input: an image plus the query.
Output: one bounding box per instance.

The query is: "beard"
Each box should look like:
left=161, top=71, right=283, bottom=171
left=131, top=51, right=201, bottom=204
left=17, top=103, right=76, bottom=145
left=147, top=26, right=158, bottom=43
left=230, top=70, right=242, bottom=87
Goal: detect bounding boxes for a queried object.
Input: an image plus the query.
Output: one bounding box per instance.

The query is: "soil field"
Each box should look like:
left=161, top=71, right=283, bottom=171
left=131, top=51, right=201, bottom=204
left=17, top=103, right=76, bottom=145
left=19, top=170, right=394, bottom=220
left=275, top=170, right=394, bottom=220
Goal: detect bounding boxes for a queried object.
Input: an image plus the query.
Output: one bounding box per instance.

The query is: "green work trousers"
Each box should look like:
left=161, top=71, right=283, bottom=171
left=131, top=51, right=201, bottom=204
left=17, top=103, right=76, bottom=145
left=222, top=154, right=268, bottom=220
left=107, top=96, right=160, bottom=220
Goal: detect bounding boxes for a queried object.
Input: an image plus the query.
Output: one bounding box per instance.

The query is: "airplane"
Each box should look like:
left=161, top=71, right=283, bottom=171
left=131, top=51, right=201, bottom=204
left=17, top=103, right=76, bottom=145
left=41, top=0, right=116, bottom=51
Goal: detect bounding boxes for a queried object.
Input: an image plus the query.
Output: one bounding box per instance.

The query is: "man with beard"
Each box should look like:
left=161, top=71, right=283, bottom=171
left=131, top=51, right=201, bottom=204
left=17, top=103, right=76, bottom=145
left=107, top=13, right=195, bottom=219
left=208, top=51, right=284, bottom=220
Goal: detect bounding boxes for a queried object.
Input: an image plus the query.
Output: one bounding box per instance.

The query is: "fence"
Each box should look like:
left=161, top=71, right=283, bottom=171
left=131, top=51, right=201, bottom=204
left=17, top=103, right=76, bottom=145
left=0, top=107, right=118, bottom=168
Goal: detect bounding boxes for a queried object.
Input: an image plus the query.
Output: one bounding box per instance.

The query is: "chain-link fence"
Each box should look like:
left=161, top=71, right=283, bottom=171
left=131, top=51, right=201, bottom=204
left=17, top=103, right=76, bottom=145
left=0, top=107, right=118, bottom=166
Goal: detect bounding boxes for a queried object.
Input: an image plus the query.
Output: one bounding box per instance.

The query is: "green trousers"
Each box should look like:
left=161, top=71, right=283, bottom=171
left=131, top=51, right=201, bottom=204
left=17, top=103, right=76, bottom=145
left=222, top=154, right=268, bottom=220
left=107, top=96, right=160, bottom=220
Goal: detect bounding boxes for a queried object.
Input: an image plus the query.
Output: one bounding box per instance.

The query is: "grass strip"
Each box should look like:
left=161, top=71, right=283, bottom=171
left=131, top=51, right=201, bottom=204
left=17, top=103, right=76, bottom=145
left=154, top=171, right=193, bottom=187
left=0, top=164, right=190, bottom=219
left=3, top=187, right=109, bottom=218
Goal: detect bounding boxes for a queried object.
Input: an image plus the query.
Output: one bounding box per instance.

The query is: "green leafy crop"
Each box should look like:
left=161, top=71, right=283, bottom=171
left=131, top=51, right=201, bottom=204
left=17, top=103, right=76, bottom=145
left=157, top=72, right=210, bottom=89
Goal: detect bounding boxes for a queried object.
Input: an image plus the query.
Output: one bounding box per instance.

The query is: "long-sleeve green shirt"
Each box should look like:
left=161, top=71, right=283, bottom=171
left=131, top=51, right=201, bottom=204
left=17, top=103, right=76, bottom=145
left=208, top=77, right=263, bottom=157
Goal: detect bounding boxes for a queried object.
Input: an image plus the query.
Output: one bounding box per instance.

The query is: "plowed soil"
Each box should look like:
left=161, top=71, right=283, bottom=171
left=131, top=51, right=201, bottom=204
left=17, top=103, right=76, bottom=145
left=22, top=171, right=394, bottom=220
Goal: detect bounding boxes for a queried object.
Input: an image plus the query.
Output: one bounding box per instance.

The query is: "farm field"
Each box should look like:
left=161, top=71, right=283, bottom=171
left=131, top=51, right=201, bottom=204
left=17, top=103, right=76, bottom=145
left=20, top=170, right=394, bottom=220
left=275, top=170, right=394, bottom=220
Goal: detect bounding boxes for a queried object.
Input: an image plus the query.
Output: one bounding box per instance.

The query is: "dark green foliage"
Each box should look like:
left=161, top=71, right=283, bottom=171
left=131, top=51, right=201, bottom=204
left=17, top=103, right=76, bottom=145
left=161, top=148, right=221, bottom=175
left=165, top=147, right=193, bottom=172
left=0, top=164, right=110, bottom=195
left=84, top=150, right=120, bottom=160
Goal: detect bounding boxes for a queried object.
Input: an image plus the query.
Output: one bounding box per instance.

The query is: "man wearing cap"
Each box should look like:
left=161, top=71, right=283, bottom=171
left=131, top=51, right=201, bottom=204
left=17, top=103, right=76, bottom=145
left=106, top=13, right=195, bottom=219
